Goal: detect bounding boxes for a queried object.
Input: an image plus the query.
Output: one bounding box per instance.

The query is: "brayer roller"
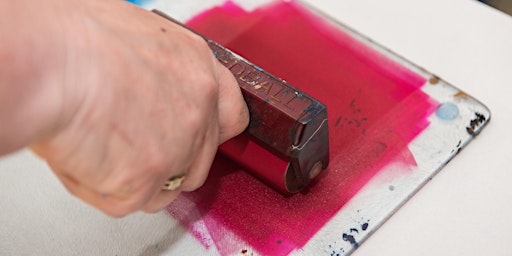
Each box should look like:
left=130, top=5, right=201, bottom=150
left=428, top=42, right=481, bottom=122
left=154, top=10, right=330, bottom=193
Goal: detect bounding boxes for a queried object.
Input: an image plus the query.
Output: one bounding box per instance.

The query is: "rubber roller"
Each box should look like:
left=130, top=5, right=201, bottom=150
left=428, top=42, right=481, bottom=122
left=154, top=10, right=330, bottom=193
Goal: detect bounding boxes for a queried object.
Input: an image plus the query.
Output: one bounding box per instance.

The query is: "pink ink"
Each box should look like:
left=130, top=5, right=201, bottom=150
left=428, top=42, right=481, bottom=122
left=167, top=1, right=436, bottom=255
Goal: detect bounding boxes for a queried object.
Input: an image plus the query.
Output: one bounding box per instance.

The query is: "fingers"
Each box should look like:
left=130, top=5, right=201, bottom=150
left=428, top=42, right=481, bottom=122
left=27, top=0, right=250, bottom=218
left=51, top=153, right=183, bottom=216
left=56, top=170, right=162, bottom=217
left=50, top=122, right=221, bottom=216
left=142, top=127, right=219, bottom=212
left=215, top=64, right=249, bottom=144
left=179, top=123, right=219, bottom=192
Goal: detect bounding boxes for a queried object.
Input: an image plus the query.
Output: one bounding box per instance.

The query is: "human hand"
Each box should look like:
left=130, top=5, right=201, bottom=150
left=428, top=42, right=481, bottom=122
left=28, top=0, right=248, bottom=217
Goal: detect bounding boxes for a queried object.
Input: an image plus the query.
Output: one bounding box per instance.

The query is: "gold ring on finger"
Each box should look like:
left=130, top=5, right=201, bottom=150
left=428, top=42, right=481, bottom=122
left=162, top=175, right=186, bottom=191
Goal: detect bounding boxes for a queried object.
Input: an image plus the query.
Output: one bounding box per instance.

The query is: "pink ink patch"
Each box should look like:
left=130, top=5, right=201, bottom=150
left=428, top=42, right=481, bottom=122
left=167, top=1, right=436, bottom=255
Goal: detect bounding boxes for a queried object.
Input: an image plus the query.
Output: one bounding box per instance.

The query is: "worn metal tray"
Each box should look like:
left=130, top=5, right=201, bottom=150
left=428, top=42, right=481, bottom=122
left=130, top=0, right=491, bottom=255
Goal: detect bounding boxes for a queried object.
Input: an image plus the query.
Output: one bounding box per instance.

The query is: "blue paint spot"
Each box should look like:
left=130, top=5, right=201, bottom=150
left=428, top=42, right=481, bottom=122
left=126, top=0, right=150, bottom=6
left=436, top=102, right=459, bottom=120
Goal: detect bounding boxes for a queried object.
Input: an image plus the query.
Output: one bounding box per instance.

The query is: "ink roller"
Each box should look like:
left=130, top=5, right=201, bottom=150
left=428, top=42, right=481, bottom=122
left=154, top=10, right=329, bottom=193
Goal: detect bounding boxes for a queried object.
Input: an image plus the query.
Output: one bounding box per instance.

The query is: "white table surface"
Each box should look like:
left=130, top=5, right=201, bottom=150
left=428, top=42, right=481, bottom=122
left=1, top=0, right=511, bottom=255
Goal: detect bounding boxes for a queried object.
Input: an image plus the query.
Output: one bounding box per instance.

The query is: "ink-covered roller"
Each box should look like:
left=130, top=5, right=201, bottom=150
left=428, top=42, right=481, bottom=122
left=154, top=10, right=330, bottom=193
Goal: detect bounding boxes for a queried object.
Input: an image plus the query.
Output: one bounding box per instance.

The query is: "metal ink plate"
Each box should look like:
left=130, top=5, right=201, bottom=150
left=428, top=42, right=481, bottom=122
left=135, top=0, right=491, bottom=255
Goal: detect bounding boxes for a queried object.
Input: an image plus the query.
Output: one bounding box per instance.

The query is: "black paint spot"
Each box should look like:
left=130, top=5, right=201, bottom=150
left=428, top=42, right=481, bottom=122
left=466, top=127, right=474, bottom=136
left=466, top=112, right=486, bottom=135
left=335, top=116, right=342, bottom=127
left=361, top=222, right=369, bottom=231
left=350, top=99, right=356, bottom=108
left=276, top=239, right=282, bottom=244
left=452, top=140, right=463, bottom=153
left=342, top=233, right=358, bottom=248
left=350, top=228, right=359, bottom=233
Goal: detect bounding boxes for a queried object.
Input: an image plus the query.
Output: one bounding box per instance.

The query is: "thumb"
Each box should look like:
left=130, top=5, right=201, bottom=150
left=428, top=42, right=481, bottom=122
left=216, top=63, right=249, bottom=144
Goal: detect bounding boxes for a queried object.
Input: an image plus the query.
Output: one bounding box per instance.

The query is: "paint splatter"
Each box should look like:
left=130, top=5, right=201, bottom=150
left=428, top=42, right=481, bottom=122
left=466, top=112, right=486, bottom=135
left=436, top=102, right=459, bottom=120
left=361, top=222, right=369, bottom=231
left=167, top=1, right=436, bottom=255
left=342, top=233, right=358, bottom=248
